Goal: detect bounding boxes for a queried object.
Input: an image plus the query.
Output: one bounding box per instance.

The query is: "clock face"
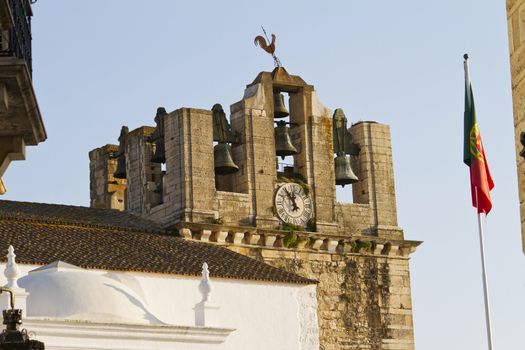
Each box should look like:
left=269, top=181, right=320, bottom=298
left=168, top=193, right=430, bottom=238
left=274, top=183, right=312, bottom=227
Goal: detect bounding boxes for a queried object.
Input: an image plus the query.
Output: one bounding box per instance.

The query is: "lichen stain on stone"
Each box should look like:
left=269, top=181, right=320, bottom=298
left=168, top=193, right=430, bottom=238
left=319, top=117, right=334, bottom=158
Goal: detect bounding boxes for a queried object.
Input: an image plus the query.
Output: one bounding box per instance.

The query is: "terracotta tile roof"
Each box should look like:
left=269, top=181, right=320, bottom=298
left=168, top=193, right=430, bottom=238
left=0, top=200, right=315, bottom=285
left=0, top=200, right=164, bottom=233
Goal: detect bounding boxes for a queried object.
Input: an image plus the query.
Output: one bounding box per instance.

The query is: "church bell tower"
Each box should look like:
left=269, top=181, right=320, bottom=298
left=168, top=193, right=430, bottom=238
left=89, top=66, right=420, bottom=349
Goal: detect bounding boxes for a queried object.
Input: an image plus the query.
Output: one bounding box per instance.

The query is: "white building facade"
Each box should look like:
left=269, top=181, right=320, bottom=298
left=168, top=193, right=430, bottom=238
left=0, top=201, right=319, bottom=350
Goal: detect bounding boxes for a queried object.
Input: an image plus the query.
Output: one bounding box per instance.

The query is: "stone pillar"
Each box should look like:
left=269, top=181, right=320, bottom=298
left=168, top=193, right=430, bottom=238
left=350, top=122, right=399, bottom=237
left=231, top=82, right=277, bottom=228
left=125, top=126, right=156, bottom=215
left=304, top=90, right=337, bottom=233
left=161, top=108, right=217, bottom=223
left=89, top=144, right=126, bottom=211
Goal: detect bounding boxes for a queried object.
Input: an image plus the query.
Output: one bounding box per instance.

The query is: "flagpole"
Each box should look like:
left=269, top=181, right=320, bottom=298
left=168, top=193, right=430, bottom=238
left=465, top=54, right=495, bottom=350
left=475, top=186, right=494, bottom=350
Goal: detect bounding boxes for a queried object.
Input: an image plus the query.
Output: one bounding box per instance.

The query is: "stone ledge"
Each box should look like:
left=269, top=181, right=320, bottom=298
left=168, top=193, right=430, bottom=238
left=174, top=222, right=422, bottom=258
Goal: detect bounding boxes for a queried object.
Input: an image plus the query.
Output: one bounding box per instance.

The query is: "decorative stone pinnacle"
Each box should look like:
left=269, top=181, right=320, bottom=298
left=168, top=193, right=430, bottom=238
left=4, top=245, right=20, bottom=289
left=198, top=262, right=212, bottom=303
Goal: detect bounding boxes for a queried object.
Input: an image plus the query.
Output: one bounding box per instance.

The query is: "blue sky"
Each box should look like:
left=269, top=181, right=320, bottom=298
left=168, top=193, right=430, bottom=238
left=3, top=1, right=524, bottom=349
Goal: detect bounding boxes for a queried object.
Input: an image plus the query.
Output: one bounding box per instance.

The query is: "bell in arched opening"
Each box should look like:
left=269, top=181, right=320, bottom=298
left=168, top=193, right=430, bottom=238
left=275, top=121, right=298, bottom=160
left=150, top=107, right=167, bottom=163
left=113, top=154, right=126, bottom=179
left=273, top=92, right=289, bottom=119
left=334, top=154, right=358, bottom=187
left=151, top=139, right=165, bottom=163
left=214, top=143, right=239, bottom=175
left=113, top=126, right=129, bottom=179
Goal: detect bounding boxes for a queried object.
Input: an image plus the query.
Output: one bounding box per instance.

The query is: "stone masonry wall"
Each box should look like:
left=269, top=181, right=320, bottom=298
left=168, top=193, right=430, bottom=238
left=215, top=191, right=252, bottom=226
left=507, top=0, right=525, bottom=252
left=350, top=122, right=398, bottom=236
left=230, top=83, right=278, bottom=229
left=335, top=203, right=374, bottom=236
left=227, top=245, right=415, bottom=350
left=89, top=144, right=126, bottom=211
left=125, top=127, right=155, bottom=214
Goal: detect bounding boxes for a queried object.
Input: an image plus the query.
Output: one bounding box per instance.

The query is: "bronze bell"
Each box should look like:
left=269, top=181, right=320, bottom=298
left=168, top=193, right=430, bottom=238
left=334, top=154, right=358, bottom=187
left=214, top=143, right=239, bottom=175
left=275, top=122, right=298, bottom=159
left=151, top=139, right=165, bottom=163
left=113, top=154, right=127, bottom=179
left=113, top=125, right=129, bottom=179
left=273, top=92, right=289, bottom=119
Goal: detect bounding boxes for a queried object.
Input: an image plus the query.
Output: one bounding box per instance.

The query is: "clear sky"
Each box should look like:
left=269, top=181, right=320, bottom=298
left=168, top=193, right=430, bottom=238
left=3, top=1, right=524, bottom=349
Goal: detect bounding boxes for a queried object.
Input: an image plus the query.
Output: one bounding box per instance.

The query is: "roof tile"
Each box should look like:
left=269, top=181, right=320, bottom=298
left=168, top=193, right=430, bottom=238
left=0, top=200, right=315, bottom=285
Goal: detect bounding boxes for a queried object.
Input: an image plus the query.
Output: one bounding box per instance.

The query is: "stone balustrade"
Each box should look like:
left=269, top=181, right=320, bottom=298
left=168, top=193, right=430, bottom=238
left=175, top=223, right=421, bottom=258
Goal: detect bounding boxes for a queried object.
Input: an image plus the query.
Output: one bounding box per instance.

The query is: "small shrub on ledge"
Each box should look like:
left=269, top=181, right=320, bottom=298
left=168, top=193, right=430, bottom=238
left=212, top=217, right=225, bottom=225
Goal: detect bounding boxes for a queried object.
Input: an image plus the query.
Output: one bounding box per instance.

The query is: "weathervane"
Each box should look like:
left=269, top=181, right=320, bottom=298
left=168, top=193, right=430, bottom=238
left=254, top=26, right=282, bottom=67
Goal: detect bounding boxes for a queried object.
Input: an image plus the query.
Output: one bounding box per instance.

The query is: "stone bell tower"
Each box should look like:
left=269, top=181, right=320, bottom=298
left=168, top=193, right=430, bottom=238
left=89, top=67, right=420, bottom=350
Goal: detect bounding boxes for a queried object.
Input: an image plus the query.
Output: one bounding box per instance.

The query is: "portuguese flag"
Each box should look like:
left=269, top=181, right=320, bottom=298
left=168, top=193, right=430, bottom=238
left=463, top=55, right=494, bottom=215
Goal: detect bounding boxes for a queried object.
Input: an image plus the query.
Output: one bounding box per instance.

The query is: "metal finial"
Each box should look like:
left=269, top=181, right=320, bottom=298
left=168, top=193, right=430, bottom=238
left=464, top=53, right=469, bottom=60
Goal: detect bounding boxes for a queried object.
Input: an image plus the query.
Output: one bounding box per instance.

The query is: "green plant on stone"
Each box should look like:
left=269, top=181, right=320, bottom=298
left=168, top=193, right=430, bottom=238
left=283, top=232, right=307, bottom=248
left=212, top=217, right=225, bottom=225
left=307, top=217, right=316, bottom=231
left=351, top=240, right=372, bottom=253
left=283, top=232, right=298, bottom=248
left=280, top=222, right=303, bottom=232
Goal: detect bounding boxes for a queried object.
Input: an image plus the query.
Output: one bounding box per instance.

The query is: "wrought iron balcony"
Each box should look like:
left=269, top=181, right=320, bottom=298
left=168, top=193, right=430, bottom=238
left=0, top=0, right=33, bottom=76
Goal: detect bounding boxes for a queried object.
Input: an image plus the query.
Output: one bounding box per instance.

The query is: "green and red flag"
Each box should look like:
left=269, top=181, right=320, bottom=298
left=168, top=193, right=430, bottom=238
left=463, top=55, right=494, bottom=215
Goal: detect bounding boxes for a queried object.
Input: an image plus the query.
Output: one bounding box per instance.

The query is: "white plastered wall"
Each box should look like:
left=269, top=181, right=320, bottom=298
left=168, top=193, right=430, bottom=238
left=0, top=262, right=319, bottom=350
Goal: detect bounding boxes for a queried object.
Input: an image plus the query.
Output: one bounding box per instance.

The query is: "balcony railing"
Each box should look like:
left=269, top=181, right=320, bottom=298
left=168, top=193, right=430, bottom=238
left=0, top=0, right=33, bottom=76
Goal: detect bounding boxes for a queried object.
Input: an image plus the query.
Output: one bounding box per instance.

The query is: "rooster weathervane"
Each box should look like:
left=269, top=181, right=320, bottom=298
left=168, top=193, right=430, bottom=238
left=254, top=26, right=282, bottom=67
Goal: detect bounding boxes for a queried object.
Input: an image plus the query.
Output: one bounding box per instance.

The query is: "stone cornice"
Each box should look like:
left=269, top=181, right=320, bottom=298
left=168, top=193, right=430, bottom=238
left=174, top=222, right=422, bottom=258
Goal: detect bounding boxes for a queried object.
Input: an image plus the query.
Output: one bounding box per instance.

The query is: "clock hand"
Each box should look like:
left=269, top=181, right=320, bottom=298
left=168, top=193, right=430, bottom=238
left=290, top=193, right=300, bottom=211
left=284, top=188, right=299, bottom=212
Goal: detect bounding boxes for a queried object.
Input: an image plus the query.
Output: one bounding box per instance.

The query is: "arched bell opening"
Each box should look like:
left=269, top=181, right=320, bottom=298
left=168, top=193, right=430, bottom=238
left=274, top=90, right=300, bottom=179
left=148, top=107, right=167, bottom=208
left=109, top=126, right=129, bottom=211
left=113, top=126, right=128, bottom=180
left=212, top=103, right=245, bottom=193
left=334, top=154, right=359, bottom=203
left=333, top=108, right=360, bottom=204
left=147, top=143, right=164, bottom=208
